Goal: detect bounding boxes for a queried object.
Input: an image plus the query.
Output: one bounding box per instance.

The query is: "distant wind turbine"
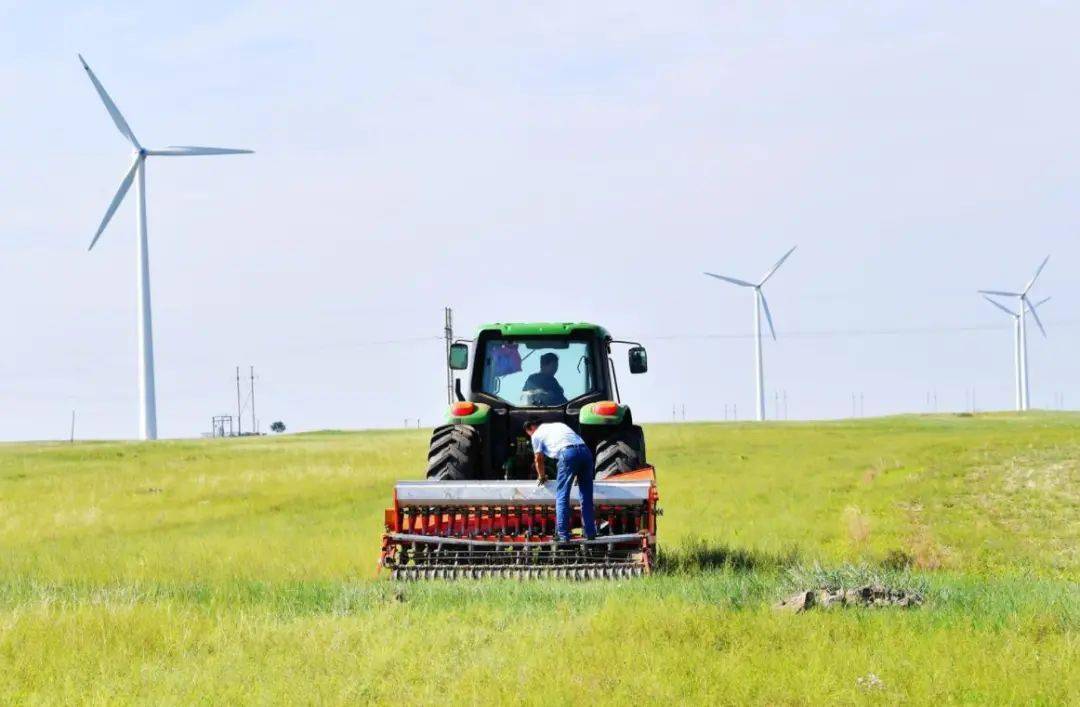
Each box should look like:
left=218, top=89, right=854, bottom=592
left=978, top=256, right=1050, bottom=411
left=704, top=246, right=797, bottom=421
left=79, top=55, right=252, bottom=440
left=982, top=295, right=1050, bottom=411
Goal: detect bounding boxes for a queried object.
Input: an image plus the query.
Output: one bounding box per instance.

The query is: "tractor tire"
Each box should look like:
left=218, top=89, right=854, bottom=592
left=594, top=425, right=646, bottom=479
left=425, top=424, right=481, bottom=481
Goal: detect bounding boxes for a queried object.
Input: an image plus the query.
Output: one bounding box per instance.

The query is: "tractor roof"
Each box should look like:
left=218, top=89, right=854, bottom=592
left=477, top=322, right=610, bottom=338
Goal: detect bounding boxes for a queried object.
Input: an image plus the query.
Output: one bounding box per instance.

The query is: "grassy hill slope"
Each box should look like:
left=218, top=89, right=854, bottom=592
left=1, top=414, right=1077, bottom=703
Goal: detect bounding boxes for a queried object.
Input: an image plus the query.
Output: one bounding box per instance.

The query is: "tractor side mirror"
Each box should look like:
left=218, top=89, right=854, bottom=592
left=628, top=346, right=648, bottom=374
left=448, top=343, right=470, bottom=370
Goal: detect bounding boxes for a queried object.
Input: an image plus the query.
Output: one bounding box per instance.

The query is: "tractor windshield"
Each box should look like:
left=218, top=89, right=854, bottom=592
left=479, top=338, right=596, bottom=407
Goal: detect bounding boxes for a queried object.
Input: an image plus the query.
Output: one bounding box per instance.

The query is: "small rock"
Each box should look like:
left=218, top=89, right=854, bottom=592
left=818, top=590, right=843, bottom=608
left=775, top=590, right=814, bottom=612
left=902, top=592, right=924, bottom=608
left=844, top=586, right=870, bottom=604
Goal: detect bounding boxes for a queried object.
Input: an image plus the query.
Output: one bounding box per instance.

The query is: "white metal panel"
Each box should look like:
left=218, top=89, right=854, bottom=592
left=395, top=479, right=651, bottom=506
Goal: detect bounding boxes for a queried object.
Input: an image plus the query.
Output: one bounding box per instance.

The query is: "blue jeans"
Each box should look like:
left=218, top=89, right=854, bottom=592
left=555, top=445, right=595, bottom=541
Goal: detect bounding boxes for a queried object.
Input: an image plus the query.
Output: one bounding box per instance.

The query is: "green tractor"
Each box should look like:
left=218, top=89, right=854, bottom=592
left=427, top=322, right=649, bottom=481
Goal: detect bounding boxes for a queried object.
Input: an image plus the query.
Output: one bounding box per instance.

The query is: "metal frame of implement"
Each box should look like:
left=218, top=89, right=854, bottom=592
left=380, top=468, right=659, bottom=580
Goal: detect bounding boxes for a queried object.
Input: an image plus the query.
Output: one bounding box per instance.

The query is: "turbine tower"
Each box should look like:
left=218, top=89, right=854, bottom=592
left=982, top=296, right=1050, bottom=411
left=978, top=255, right=1050, bottom=411
left=79, top=55, right=252, bottom=440
left=704, top=246, right=796, bottom=421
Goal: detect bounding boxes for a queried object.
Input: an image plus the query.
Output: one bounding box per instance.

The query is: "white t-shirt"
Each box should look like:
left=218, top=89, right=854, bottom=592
left=530, top=422, right=585, bottom=458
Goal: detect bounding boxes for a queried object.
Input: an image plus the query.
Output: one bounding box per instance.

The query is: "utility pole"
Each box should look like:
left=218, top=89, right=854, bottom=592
left=444, top=307, right=454, bottom=404
left=235, top=366, right=243, bottom=436
left=249, top=366, right=257, bottom=434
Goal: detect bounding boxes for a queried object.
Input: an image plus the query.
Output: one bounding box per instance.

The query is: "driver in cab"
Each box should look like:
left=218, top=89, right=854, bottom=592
left=521, top=353, right=568, bottom=406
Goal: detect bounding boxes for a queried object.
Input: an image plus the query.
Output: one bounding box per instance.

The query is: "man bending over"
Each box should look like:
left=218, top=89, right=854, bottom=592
left=523, top=417, right=596, bottom=541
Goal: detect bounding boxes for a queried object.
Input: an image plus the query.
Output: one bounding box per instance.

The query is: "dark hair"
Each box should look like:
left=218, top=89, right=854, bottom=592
left=540, top=352, right=558, bottom=366
left=523, top=416, right=542, bottom=433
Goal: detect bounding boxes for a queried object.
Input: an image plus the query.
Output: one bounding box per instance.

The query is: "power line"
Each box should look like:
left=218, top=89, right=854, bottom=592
left=643, top=319, right=1079, bottom=341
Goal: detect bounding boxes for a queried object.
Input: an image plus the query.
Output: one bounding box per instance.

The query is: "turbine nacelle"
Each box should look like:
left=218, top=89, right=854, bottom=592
left=982, top=295, right=1051, bottom=321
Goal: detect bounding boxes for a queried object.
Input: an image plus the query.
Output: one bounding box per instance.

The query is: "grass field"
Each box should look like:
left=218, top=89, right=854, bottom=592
left=1, top=414, right=1077, bottom=704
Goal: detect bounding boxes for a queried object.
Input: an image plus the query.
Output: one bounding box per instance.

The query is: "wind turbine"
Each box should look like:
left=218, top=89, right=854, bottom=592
left=978, top=255, right=1050, bottom=411
left=982, top=295, right=1050, bottom=411
left=704, top=246, right=796, bottom=421
left=79, top=55, right=252, bottom=440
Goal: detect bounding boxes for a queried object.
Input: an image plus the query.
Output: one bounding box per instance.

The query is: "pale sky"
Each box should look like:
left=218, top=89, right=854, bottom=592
left=2, top=2, right=1078, bottom=441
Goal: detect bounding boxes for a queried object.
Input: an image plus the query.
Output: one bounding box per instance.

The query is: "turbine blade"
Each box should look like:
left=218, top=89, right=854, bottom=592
left=978, top=289, right=1021, bottom=297
left=704, top=272, right=755, bottom=287
left=1032, top=296, right=1051, bottom=308
left=147, top=146, right=254, bottom=156
left=88, top=156, right=141, bottom=251
left=1026, top=296, right=1048, bottom=337
left=760, top=290, right=777, bottom=340
left=78, top=55, right=140, bottom=149
left=1023, top=254, right=1050, bottom=294
left=982, top=295, right=1017, bottom=317
left=759, top=245, right=797, bottom=285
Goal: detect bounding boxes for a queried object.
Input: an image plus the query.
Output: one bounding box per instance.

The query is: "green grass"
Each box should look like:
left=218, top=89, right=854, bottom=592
left=1, top=414, right=1077, bottom=704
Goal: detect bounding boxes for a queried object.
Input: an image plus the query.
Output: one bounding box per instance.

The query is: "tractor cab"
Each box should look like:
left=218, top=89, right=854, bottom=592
left=459, top=325, right=617, bottom=405
left=434, top=323, right=648, bottom=481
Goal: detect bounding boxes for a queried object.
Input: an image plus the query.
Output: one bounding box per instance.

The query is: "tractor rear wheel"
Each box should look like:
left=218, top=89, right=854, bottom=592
left=594, top=425, right=646, bottom=479
left=426, top=424, right=480, bottom=480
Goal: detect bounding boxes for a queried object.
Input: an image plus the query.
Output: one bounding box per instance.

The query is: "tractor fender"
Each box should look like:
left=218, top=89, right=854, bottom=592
left=579, top=401, right=628, bottom=426
left=445, top=402, right=492, bottom=425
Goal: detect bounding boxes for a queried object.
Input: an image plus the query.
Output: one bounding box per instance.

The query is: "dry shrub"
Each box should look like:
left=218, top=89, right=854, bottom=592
left=843, top=506, right=871, bottom=546
left=907, top=526, right=951, bottom=570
